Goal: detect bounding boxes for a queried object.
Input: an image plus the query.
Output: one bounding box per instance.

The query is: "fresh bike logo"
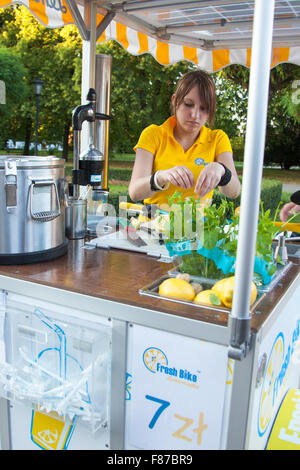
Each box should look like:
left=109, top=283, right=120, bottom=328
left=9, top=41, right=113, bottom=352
left=194, top=158, right=208, bottom=167
left=143, top=347, right=199, bottom=384
left=258, top=320, right=300, bottom=437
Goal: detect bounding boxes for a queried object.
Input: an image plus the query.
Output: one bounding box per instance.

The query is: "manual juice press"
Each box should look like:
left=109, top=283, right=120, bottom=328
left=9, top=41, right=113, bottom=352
left=66, top=88, right=111, bottom=239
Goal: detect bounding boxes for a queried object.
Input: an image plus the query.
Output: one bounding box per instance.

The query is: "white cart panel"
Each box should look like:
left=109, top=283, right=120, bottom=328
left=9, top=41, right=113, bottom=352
left=0, top=291, right=112, bottom=450
left=125, top=324, right=228, bottom=450
left=248, top=287, right=300, bottom=450
left=8, top=402, right=109, bottom=450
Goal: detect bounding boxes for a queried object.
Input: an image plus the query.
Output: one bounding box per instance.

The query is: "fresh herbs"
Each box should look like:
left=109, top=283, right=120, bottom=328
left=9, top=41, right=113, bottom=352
left=164, top=192, right=284, bottom=279
left=165, top=192, right=239, bottom=255
left=256, top=202, right=284, bottom=275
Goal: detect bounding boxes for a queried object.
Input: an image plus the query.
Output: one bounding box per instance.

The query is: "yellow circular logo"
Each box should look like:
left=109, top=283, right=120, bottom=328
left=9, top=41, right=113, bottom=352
left=143, top=347, right=168, bottom=373
left=258, top=333, right=284, bottom=436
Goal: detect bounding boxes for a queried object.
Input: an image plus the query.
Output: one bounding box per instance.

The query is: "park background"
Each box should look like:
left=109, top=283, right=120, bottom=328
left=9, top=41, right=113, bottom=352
left=0, top=5, right=299, bottom=213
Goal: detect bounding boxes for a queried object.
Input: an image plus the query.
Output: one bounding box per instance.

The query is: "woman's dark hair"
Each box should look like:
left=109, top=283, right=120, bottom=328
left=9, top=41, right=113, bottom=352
left=171, top=70, right=216, bottom=126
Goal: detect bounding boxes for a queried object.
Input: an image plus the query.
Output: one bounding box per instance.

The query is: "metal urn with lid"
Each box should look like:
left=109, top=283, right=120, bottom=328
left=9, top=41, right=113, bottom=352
left=0, top=155, right=68, bottom=264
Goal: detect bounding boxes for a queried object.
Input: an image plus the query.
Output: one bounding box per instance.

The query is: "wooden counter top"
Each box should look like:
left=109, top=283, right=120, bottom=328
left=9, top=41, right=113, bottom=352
left=0, top=240, right=299, bottom=332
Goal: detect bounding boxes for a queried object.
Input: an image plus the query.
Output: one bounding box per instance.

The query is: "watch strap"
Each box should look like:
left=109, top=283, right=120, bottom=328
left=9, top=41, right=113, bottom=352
left=218, top=163, right=232, bottom=186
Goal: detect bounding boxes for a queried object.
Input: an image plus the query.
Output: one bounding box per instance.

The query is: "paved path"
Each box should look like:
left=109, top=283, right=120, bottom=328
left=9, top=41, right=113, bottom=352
left=282, top=184, right=299, bottom=193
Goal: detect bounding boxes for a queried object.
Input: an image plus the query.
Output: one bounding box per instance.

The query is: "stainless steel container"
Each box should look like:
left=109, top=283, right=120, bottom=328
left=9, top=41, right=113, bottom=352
left=65, top=198, right=87, bottom=239
left=0, top=155, right=68, bottom=264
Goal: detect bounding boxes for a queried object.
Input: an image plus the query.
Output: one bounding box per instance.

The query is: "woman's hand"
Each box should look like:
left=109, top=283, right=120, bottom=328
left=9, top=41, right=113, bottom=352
left=280, top=202, right=300, bottom=222
left=194, top=162, right=224, bottom=197
left=156, top=166, right=194, bottom=190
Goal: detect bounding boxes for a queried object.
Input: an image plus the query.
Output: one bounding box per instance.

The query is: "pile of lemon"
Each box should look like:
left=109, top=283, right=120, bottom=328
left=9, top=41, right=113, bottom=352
left=158, top=274, right=257, bottom=308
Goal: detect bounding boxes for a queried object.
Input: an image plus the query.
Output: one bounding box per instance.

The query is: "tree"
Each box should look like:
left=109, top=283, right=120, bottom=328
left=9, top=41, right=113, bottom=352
left=213, top=74, right=248, bottom=138
left=96, top=41, right=195, bottom=153
left=220, top=63, right=300, bottom=168
left=0, top=47, right=28, bottom=147
left=0, top=6, right=82, bottom=158
left=264, top=87, right=300, bottom=169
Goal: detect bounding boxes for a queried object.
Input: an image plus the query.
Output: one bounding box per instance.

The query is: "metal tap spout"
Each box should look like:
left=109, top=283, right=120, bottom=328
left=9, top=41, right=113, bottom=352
left=71, top=88, right=111, bottom=200
left=72, top=88, right=97, bottom=132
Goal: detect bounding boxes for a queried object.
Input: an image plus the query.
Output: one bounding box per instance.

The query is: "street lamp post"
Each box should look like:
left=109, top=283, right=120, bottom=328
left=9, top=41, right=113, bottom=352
left=34, top=78, right=43, bottom=155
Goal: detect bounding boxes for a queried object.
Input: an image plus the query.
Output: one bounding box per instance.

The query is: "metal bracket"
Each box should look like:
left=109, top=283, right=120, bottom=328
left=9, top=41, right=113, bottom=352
left=96, top=11, right=116, bottom=41
left=228, top=315, right=252, bottom=361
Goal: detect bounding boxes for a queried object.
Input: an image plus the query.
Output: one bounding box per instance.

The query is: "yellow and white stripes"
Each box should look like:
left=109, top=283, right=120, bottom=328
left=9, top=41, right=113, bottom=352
left=1, top=1, right=300, bottom=71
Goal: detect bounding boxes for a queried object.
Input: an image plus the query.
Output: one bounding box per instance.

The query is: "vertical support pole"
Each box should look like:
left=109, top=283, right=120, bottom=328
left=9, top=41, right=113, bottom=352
left=35, top=93, right=40, bottom=156
left=81, top=0, right=98, bottom=152
left=110, top=319, right=127, bottom=449
left=95, top=54, right=112, bottom=191
left=0, top=399, right=10, bottom=450
left=228, top=0, right=275, bottom=358
left=223, top=340, right=257, bottom=450
left=224, top=0, right=275, bottom=450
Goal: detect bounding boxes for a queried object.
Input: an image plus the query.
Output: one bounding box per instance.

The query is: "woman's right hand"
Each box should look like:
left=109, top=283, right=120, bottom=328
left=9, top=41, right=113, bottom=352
left=156, top=166, right=194, bottom=190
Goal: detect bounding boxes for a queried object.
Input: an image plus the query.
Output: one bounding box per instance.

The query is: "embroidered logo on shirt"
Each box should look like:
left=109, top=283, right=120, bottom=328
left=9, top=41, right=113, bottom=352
left=194, top=157, right=208, bottom=166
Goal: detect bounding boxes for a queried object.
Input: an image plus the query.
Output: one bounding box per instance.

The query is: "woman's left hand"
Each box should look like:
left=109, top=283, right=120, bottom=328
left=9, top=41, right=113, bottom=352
left=194, top=162, right=224, bottom=198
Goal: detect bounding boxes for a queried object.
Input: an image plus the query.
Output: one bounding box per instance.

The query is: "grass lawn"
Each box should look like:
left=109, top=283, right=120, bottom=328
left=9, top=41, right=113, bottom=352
left=110, top=155, right=300, bottom=181
left=65, top=157, right=300, bottom=192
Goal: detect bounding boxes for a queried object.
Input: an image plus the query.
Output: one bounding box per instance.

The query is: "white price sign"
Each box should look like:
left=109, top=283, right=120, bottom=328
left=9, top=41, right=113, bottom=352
left=125, top=324, right=228, bottom=450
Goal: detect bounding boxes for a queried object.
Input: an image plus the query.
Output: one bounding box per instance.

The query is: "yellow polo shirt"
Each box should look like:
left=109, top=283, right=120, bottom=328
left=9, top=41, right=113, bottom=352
left=134, top=116, right=232, bottom=207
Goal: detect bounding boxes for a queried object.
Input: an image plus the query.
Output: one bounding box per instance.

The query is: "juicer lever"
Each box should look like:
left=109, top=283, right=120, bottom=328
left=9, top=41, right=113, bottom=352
left=95, top=112, right=112, bottom=121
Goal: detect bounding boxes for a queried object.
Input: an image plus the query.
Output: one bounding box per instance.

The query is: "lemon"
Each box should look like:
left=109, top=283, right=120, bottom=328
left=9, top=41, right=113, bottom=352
left=235, top=206, right=240, bottom=216
left=211, top=277, right=229, bottom=298
left=158, top=278, right=195, bottom=301
left=212, top=276, right=257, bottom=308
left=194, top=289, right=222, bottom=306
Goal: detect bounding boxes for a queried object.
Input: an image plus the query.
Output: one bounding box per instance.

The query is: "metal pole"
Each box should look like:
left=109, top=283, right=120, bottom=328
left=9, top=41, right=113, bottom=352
left=35, top=93, right=39, bottom=155
left=228, top=0, right=275, bottom=360
left=95, top=54, right=112, bottom=190
left=80, top=1, right=97, bottom=153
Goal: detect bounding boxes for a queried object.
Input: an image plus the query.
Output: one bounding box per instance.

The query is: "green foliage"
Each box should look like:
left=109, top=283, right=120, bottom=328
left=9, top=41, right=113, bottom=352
left=0, top=6, right=82, bottom=155
left=165, top=191, right=281, bottom=278
left=97, top=41, right=195, bottom=153
left=264, top=113, right=300, bottom=170
left=213, top=74, right=248, bottom=137
left=212, top=179, right=282, bottom=218
left=280, top=85, right=300, bottom=123
left=230, top=136, right=245, bottom=161
left=108, top=186, right=133, bottom=212
left=219, top=63, right=300, bottom=168
left=256, top=203, right=281, bottom=273
left=0, top=46, right=28, bottom=146
left=259, top=180, right=283, bottom=215
left=0, top=6, right=299, bottom=170
left=109, top=167, right=132, bottom=181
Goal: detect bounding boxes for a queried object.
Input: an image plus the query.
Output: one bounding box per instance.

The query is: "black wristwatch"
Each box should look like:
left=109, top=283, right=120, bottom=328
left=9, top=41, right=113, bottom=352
left=218, top=163, right=232, bottom=186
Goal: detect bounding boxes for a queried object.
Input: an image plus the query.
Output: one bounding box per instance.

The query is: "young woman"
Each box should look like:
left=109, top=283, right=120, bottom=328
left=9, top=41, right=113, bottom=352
left=128, top=70, right=241, bottom=208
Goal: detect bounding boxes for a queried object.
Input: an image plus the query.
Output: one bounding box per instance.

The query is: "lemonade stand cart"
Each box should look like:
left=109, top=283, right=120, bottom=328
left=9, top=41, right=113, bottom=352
left=0, top=0, right=300, bottom=451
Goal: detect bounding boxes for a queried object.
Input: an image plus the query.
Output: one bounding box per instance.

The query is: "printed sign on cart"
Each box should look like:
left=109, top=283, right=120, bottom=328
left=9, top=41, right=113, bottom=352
left=247, top=284, right=300, bottom=450
left=125, top=324, right=228, bottom=450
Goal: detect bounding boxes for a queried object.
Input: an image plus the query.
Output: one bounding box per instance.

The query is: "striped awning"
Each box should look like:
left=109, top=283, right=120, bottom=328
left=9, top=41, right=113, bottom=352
left=96, top=18, right=300, bottom=70
left=1, top=0, right=300, bottom=71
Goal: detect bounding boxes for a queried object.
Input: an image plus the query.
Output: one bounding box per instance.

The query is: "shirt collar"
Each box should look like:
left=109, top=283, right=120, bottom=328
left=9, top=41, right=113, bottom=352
left=161, top=116, right=211, bottom=144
